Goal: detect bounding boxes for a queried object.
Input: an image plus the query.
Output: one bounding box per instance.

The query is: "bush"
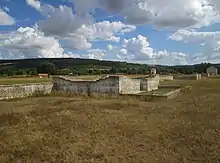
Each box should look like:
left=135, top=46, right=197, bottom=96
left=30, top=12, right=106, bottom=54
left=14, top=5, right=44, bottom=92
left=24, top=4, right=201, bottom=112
left=181, top=86, right=192, bottom=93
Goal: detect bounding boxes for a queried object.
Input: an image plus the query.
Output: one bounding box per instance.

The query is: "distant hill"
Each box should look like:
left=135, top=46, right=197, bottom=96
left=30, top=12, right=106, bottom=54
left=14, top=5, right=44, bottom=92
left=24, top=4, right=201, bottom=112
left=0, top=58, right=219, bottom=76
left=0, top=58, right=146, bottom=69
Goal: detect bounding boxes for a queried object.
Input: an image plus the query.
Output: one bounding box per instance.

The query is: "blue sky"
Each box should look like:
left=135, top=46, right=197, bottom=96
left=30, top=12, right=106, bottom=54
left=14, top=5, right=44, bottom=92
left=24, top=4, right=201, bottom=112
left=0, top=0, right=220, bottom=65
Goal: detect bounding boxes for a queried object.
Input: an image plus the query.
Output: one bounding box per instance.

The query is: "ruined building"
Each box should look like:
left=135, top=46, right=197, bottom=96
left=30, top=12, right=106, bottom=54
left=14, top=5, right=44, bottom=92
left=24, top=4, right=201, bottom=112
left=52, top=75, right=159, bottom=95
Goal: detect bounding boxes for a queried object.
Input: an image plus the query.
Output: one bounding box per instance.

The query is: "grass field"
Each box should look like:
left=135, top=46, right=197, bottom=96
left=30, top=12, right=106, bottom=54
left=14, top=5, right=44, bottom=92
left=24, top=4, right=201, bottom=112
left=138, top=87, right=177, bottom=95
left=68, top=74, right=150, bottom=80
left=0, top=77, right=52, bottom=85
left=0, top=75, right=147, bottom=84
left=0, top=79, right=220, bottom=162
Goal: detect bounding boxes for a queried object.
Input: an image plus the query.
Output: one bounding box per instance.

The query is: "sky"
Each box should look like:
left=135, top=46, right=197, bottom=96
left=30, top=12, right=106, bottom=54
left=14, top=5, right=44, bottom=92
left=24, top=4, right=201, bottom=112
left=0, top=0, right=220, bottom=65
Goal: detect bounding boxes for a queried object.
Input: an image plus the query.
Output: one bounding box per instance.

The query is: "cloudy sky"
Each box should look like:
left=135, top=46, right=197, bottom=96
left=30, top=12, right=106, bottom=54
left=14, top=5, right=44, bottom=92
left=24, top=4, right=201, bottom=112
left=0, top=0, right=220, bottom=65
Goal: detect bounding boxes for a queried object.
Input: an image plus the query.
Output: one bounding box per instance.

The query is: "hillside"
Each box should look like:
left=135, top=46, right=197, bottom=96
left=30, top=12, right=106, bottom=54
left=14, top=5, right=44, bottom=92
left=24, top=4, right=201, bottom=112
left=0, top=58, right=219, bottom=76
left=0, top=58, right=147, bottom=69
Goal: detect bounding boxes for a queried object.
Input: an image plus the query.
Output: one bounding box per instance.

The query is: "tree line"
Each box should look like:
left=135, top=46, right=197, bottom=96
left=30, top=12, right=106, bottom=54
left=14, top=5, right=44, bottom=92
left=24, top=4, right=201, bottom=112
left=0, top=58, right=218, bottom=77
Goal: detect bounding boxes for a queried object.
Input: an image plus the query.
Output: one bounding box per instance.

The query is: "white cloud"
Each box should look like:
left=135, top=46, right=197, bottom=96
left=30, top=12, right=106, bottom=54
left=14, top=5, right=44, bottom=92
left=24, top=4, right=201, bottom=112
left=61, top=20, right=136, bottom=50
left=0, top=8, right=15, bottom=25
left=169, top=29, right=220, bottom=43
left=63, top=34, right=92, bottom=50
left=66, top=52, right=80, bottom=58
left=26, top=0, right=41, bottom=11
left=38, top=5, right=93, bottom=37
left=74, top=21, right=136, bottom=42
left=104, top=35, right=189, bottom=65
left=1, top=0, right=220, bottom=65
left=37, top=4, right=136, bottom=50
left=86, top=49, right=106, bottom=60
left=119, top=48, right=127, bottom=54
left=169, top=29, right=220, bottom=62
left=70, top=0, right=220, bottom=29
left=122, top=35, right=169, bottom=60
left=0, top=27, right=72, bottom=59
left=69, top=0, right=99, bottom=15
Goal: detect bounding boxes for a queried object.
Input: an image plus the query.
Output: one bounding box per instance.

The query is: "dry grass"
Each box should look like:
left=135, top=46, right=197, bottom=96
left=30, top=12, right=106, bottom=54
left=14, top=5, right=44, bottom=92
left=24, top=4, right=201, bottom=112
left=0, top=79, right=220, bottom=162
left=0, top=77, right=52, bottom=85
left=68, top=74, right=150, bottom=81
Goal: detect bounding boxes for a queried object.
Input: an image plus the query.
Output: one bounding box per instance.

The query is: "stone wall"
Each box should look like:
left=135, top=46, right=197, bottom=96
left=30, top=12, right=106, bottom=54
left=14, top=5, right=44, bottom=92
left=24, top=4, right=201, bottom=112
left=119, top=76, right=140, bottom=94
left=0, top=83, right=53, bottom=100
left=164, top=88, right=182, bottom=99
left=53, top=76, right=120, bottom=95
left=174, top=73, right=202, bottom=80
left=140, top=77, right=159, bottom=91
left=89, top=76, right=120, bottom=94
left=158, top=75, right=174, bottom=81
left=53, top=78, right=89, bottom=94
left=53, top=75, right=144, bottom=95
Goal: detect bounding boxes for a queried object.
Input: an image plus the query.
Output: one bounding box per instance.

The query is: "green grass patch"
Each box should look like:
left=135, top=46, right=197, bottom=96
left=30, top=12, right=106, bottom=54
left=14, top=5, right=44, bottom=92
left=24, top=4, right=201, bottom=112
left=0, top=77, right=52, bottom=85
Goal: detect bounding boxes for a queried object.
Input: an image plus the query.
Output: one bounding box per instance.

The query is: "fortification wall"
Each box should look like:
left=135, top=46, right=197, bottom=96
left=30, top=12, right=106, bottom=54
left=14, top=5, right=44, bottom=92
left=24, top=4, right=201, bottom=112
left=0, top=83, right=53, bottom=100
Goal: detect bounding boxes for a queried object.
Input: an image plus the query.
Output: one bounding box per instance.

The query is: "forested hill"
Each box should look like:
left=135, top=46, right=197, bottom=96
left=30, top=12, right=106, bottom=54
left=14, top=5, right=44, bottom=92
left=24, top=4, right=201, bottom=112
left=0, top=58, right=147, bottom=69
left=0, top=58, right=219, bottom=76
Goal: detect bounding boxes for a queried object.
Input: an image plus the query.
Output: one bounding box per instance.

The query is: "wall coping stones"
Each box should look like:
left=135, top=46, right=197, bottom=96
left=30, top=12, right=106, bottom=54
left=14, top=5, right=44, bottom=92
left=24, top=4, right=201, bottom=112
left=53, top=75, right=130, bottom=83
left=0, top=82, right=52, bottom=87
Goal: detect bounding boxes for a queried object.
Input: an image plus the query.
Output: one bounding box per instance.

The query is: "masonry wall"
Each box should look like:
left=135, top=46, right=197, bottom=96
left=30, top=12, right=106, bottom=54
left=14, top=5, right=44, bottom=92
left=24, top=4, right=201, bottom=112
left=140, top=77, right=159, bottom=91
left=146, top=78, right=159, bottom=91
left=206, top=67, right=218, bottom=75
left=174, top=73, right=202, bottom=80
left=0, top=83, right=53, bottom=100
left=52, top=76, right=120, bottom=95
left=53, top=75, right=160, bottom=95
left=119, top=77, right=140, bottom=94
left=53, top=77, right=90, bottom=94
left=89, top=76, right=119, bottom=94
left=158, top=75, right=174, bottom=81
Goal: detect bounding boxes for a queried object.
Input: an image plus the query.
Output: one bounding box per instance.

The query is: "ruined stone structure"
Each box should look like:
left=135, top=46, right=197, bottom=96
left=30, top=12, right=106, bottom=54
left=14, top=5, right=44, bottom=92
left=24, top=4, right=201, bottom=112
left=174, top=73, right=202, bottom=80
left=158, top=75, right=174, bottom=81
left=53, top=75, right=159, bottom=95
left=0, top=75, right=160, bottom=100
left=150, top=68, right=157, bottom=77
left=0, top=83, right=53, bottom=100
left=140, top=76, right=159, bottom=91
left=206, top=66, right=218, bottom=76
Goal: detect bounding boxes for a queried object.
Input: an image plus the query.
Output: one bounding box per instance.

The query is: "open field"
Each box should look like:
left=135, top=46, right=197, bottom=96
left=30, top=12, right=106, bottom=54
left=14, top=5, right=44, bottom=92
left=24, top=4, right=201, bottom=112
left=67, top=74, right=150, bottom=80
left=0, top=77, right=52, bottom=85
left=0, top=79, right=220, bottom=162
left=0, top=75, right=148, bottom=84
left=138, top=87, right=177, bottom=95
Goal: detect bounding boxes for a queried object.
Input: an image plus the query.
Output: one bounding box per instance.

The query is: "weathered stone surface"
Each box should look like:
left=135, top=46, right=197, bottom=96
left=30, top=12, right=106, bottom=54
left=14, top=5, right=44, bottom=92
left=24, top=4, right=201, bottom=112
left=119, top=76, right=140, bottom=94
left=0, top=83, right=53, bottom=100
left=0, top=75, right=160, bottom=100
left=140, top=77, right=159, bottom=92
left=53, top=75, right=159, bottom=95
left=174, top=73, right=202, bottom=80
left=158, top=75, right=174, bottom=81
left=53, top=76, right=120, bottom=94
